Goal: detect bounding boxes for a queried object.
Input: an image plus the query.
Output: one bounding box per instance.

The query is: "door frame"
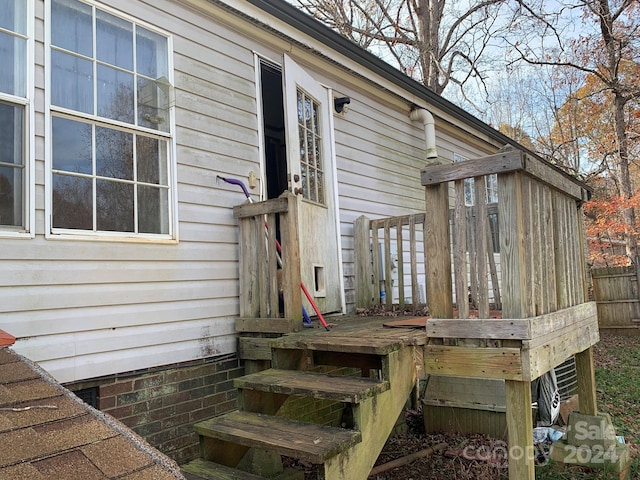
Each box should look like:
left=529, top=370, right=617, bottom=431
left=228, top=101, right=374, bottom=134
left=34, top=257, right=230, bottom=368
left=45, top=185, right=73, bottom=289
left=254, top=52, right=345, bottom=314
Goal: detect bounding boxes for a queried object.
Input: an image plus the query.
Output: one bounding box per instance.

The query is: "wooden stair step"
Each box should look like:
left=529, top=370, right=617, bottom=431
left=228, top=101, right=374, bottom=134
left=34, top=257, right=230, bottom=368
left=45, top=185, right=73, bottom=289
left=194, top=410, right=361, bottom=464
left=234, top=368, right=390, bottom=403
left=270, top=334, right=405, bottom=355
left=182, top=458, right=267, bottom=480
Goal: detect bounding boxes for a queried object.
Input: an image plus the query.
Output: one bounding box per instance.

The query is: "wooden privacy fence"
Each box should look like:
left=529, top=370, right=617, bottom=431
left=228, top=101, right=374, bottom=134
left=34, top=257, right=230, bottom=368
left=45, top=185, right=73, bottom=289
left=421, top=150, right=597, bottom=480
left=592, top=262, right=640, bottom=331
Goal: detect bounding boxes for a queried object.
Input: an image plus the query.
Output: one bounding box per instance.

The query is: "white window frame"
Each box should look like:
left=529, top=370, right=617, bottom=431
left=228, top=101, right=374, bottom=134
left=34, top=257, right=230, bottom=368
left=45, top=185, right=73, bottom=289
left=0, top=0, right=34, bottom=238
left=44, top=0, right=178, bottom=243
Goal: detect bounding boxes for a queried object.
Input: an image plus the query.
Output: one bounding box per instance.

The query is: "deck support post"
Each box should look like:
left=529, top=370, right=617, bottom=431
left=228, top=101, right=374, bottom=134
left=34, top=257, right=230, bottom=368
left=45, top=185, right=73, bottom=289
left=575, top=347, right=598, bottom=415
left=281, top=192, right=302, bottom=322
left=424, top=183, right=453, bottom=318
left=505, top=380, right=535, bottom=480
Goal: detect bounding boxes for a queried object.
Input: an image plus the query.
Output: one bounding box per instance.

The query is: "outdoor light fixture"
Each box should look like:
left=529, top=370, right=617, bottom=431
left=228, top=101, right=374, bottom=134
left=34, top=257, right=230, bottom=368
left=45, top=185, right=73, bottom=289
left=334, top=96, right=351, bottom=113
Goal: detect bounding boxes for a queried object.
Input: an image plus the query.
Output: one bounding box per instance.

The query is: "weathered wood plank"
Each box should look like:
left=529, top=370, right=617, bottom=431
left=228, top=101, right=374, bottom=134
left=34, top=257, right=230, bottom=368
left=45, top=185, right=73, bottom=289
left=372, top=225, right=381, bottom=305
left=524, top=312, right=599, bottom=380
left=280, top=194, right=302, bottom=321
left=396, top=220, right=405, bottom=309
left=384, top=219, right=392, bottom=309
left=542, top=184, right=558, bottom=312
left=234, top=368, right=390, bottom=403
left=239, top=217, right=260, bottom=318
left=238, top=337, right=273, bottom=361
left=424, top=345, right=524, bottom=380
left=354, top=216, right=375, bottom=309
left=258, top=212, right=270, bottom=318
left=425, top=183, right=453, bottom=318
left=427, top=302, right=597, bottom=341
left=235, top=318, right=300, bottom=334
left=575, top=348, right=598, bottom=416
left=195, top=411, right=362, bottom=464
left=233, top=197, right=289, bottom=219
left=409, top=215, right=420, bottom=308
left=370, top=213, right=426, bottom=229
left=271, top=336, right=405, bottom=355
left=267, top=212, right=280, bottom=317
left=521, top=154, right=584, bottom=200
left=554, top=191, right=570, bottom=309
left=427, top=318, right=531, bottom=340
left=505, top=380, right=535, bottom=480
left=527, top=302, right=597, bottom=340
left=474, top=175, right=490, bottom=318
left=499, top=172, right=527, bottom=318
left=182, top=458, right=267, bottom=480
left=453, top=179, right=468, bottom=318
left=421, top=150, right=524, bottom=186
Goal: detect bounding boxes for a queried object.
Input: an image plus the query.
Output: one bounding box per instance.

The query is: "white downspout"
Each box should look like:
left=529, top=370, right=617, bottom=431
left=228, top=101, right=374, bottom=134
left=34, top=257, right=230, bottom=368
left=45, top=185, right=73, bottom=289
left=409, top=108, right=438, bottom=160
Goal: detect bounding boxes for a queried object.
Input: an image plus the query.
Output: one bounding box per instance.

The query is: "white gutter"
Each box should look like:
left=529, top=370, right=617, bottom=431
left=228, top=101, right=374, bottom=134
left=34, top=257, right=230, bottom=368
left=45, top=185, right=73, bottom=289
left=409, top=108, right=438, bottom=160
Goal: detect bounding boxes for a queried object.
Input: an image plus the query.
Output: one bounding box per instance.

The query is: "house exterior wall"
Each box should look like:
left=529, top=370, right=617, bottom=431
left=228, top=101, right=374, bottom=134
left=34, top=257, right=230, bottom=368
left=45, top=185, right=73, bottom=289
left=3, top=0, right=501, bottom=385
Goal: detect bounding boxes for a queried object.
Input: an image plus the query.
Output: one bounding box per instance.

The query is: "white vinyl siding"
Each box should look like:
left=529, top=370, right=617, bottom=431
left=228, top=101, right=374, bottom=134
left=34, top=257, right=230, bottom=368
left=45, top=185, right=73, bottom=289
left=7, top=0, right=259, bottom=383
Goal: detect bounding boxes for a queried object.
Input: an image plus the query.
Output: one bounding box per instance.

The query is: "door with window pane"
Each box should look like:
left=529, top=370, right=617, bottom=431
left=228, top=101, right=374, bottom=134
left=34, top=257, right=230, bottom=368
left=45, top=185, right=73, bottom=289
left=284, top=55, right=342, bottom=314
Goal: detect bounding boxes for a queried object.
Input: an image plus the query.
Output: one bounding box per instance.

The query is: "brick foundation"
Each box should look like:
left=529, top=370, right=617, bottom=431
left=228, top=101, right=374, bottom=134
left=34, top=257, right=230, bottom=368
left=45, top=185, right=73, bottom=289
left=65, top=355, right=243, bottom=465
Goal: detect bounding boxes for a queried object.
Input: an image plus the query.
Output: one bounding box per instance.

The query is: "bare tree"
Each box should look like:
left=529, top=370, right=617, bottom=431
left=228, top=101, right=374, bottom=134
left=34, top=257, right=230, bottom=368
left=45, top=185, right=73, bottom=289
left=505, top=0, right=640, bottom=260
left=295, top=0, right=511, bottom=95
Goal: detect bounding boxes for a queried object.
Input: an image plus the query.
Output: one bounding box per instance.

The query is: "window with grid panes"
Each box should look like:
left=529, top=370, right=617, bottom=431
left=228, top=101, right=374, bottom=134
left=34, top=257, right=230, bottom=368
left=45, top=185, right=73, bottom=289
left=49, top=0, right=174, bottom=237
left=0, top=0, right=29, bottom=231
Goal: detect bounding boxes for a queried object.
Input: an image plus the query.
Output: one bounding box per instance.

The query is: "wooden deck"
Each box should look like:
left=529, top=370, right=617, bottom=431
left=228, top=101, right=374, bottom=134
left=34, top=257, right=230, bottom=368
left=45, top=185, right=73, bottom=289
left=272, top=315, right=429, bottom=351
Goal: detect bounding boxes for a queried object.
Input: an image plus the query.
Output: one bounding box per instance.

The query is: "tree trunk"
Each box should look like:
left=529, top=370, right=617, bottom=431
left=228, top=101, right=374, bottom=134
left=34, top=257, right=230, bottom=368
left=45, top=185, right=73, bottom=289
left=417, top=0, right=444, bottom=93
left=613, top=93, right=637, bottom=261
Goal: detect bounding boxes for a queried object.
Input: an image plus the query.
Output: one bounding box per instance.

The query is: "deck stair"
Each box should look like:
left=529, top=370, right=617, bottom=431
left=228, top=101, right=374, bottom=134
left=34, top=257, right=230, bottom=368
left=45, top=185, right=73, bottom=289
left=181, top=320, right=426, bottom=479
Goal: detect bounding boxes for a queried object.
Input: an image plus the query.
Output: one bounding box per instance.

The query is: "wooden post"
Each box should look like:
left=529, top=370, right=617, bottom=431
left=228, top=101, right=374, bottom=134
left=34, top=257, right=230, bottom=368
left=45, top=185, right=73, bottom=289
left=280, top=192, right=302, bottom=322
left=424, top=182, right=453, bottom=318
left=575, top=348, right=598, bottom=416
left=498, top=171, right=529, bottom=318
left=354, top=216, right=374, bottom=310
left=505, top=380, right=535, bottom=480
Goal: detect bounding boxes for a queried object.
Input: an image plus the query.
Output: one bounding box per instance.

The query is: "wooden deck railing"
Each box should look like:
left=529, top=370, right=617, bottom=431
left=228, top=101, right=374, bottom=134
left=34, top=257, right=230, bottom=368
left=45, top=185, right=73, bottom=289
left=233, top=192, right=302, bottom=323
left=353, top=206, right=501, bottom=314
left=421, top=149, right=596, bottom=480
left=354, top=213, right=426, bottom=312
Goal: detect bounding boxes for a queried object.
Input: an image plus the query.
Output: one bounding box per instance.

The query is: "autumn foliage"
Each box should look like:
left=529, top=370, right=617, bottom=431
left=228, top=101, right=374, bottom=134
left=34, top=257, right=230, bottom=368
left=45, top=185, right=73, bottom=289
left=585, top=191, right=640, bottom=267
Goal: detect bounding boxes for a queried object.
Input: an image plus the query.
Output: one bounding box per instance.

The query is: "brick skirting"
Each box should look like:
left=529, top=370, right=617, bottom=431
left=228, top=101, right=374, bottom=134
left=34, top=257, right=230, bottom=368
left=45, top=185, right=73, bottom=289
left=65, top=355, right=243, bottom=465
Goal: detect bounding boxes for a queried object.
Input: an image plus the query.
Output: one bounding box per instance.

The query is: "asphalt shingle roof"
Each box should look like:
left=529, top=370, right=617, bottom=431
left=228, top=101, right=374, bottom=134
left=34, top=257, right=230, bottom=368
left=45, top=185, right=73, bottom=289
left=0, top=345, right=185, bottom=480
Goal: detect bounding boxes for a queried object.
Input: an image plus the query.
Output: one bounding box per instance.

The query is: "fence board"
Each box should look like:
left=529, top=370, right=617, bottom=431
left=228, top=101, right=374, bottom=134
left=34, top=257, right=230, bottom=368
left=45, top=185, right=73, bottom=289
left=592, top=264, right=640, bottom=327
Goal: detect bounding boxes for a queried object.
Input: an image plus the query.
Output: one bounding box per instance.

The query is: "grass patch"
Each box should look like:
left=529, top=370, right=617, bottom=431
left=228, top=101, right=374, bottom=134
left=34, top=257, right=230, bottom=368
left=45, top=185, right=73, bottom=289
left=536, top=333, right=640, bottom=479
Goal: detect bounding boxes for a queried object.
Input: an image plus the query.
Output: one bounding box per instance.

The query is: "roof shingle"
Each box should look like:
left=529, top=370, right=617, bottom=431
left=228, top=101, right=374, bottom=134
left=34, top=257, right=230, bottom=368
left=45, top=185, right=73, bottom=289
left=0, top=347, right=184, bottom=480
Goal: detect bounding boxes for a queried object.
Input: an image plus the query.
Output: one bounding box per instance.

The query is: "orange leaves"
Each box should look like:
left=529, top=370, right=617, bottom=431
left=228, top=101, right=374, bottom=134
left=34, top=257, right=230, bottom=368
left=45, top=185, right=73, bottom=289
left=585, top=192, right=640, bottom=267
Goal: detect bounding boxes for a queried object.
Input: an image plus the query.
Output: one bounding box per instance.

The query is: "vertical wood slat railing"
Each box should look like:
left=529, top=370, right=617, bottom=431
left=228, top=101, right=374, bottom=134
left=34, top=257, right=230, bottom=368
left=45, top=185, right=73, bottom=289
left=233, top=192, right=302, bottom=323
left=354, top=213, right=426, bottom=313
left=421, top=149, right=593, bottom=480
left=353, top=204, right=502, bottom=315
